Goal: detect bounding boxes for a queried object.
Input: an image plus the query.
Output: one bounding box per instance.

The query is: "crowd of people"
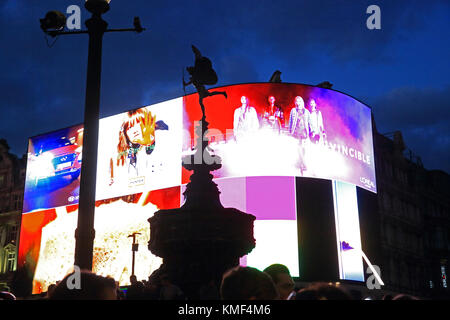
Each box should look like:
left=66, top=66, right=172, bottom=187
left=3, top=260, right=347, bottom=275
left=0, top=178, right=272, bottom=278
left=0, top=263, right=419, bottom=300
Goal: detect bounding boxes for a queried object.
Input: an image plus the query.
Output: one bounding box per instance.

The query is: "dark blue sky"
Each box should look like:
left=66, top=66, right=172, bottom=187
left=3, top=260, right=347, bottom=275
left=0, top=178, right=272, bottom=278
left=0, top=0, right=449, bottom=173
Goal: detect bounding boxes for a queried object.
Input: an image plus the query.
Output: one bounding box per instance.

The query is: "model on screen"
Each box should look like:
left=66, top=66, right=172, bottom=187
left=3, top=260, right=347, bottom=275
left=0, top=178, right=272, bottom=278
left=261, top=95, right=284, bottom=133
left=288, top=96, right=310, bottom=174
left=233, top=95, right=260, bottom=141
left=109, top=108, right=168, bottom=185
left=308, top=98, right=326, bottom=144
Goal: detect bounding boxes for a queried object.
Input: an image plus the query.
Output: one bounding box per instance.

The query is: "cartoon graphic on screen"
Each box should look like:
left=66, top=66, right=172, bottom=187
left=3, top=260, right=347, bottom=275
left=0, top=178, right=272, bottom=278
left=261, top=95, right=284, bottom=133
left=110, top=108, right=168, bottom=185
left=288, top=96, right=311, bottom=175
left=233, top=95, right=259, bottom=141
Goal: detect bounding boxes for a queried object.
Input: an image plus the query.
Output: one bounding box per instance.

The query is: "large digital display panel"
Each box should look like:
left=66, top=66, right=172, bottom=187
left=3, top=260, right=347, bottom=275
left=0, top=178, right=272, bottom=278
left=23, top=83, right=376, bottom=213
left=182, top=83, right=376, bottom=193
left=19, top=83, right=374, bottom=293
left=333, top=180, right=365, bottom=282
left=18, top=187, right=180, bottom=293
left=23, top=125, right=84, bottom=213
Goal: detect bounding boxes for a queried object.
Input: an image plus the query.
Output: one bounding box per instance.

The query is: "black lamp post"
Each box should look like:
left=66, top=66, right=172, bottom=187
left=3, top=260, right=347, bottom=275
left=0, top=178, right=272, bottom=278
left=40, top=0, right=145, bottom=271
left=128, top=232, right=141, bottom=278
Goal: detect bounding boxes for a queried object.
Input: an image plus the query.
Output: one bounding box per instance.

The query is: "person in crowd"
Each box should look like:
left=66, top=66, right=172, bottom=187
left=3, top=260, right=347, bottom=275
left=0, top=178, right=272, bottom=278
left=262, top=95, right=284, bottom=133
left=263, top=264, right=296, bottom=300
left=198, top=280, right=220, bottom=300
left=116, top=288, right=126, bottom=300
left=159, top=273, right=185, bottom=300
left=220, top=266, right=279, bottom=300
left=233, top=96, right=260, bottom=141
left=382, top=293, right=394, bottom=300
left=295, top=282, right=352, bottom=300
left=44, top=283, right=57, bottom=299
left=0, top=291, right=16, bottom=300
left=392, top=293, right=420, bottom=300
left=126, top=275, right=145, bottom=300
left=49, top=270, right=118, bottom=300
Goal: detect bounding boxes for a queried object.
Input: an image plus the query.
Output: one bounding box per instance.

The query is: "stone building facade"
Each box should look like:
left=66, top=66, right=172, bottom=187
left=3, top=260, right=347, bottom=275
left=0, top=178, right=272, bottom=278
left=373, top=129, right=449, bottom=299
left=0, top=139, right=26, bottom=291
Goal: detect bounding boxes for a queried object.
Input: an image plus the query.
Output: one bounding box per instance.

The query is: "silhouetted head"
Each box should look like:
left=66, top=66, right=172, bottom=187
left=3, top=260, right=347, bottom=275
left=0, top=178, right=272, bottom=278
left=295, top=283, right=352, bottom=300
left=49, top=270, right=117, bottom=300
left=0, top=291, right=16, bottom=300
left=263, top=264, right=295, bottom=300
left=47, top=284, right=56, bottom=297
left=392, top=294, right=420, bottom=300
left=220, top=266, right=279, bottom=300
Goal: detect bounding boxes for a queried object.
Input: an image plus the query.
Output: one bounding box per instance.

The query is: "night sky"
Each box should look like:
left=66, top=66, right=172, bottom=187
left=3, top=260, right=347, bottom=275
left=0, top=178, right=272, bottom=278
left=0, top=0, right=449, bottom=173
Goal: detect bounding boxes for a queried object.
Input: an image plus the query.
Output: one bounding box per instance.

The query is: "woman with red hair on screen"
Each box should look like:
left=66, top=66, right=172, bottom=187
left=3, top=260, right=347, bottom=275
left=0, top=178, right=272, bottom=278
left=109, top=108, right=168, bottom=185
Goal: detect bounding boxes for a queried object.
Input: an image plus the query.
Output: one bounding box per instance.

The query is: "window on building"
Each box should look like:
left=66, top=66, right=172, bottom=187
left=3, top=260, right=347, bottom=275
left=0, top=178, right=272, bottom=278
left=13, top=194, right=22, bottom=211
left=0, top=174, right=5, bottom=188
left=6, top=251, right=16, bottom=272
left=2, top=244, right=17, bottom=274
left=6, top=224, right=18, bottom=244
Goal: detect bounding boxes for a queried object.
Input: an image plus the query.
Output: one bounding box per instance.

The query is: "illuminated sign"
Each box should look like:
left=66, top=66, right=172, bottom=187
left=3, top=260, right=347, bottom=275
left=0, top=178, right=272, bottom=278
left=19, top=83, right=374, bottom=293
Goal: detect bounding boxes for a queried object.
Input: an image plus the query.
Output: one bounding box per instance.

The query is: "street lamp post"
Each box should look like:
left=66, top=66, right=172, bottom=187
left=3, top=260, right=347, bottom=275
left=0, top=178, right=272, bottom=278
left=128, top=232, right=141, bottom=278
left=40, top=0, right=145, bottom=271
left=74, top=1, right=108, bottom=272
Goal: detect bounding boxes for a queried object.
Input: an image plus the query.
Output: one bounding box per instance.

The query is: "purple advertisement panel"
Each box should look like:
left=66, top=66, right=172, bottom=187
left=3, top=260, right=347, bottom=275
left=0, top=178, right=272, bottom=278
left=203, top=176, right=299, bottom=277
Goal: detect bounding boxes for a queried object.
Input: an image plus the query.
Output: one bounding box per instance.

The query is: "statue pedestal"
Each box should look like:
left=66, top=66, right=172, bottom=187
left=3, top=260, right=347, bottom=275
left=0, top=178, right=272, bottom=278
left=148, top=119, right=255, bottom=299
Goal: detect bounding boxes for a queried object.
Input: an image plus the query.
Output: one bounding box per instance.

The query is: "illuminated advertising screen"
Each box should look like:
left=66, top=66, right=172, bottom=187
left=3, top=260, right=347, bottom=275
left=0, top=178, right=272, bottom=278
left=181, top=83, right=376, bottom=192
left=23, top=125, right=84, bottom=213
left=19, top=83, right=375, bottom=293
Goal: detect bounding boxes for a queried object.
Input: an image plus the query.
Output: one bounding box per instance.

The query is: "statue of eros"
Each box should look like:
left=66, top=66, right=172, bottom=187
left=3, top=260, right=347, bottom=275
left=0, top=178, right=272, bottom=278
left=183, top=45, right=227, bottom=120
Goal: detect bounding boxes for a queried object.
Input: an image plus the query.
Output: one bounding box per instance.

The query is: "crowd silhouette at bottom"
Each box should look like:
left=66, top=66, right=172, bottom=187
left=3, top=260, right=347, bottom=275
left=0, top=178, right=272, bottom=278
left=0, top=263, right=420, bottom=300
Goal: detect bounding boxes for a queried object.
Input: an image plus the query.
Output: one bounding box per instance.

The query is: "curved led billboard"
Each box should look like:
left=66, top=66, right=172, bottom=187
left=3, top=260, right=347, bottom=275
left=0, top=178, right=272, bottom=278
left=19, top=83, right=375, bottom=293
left=182, top=83, right=376, bottom=192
